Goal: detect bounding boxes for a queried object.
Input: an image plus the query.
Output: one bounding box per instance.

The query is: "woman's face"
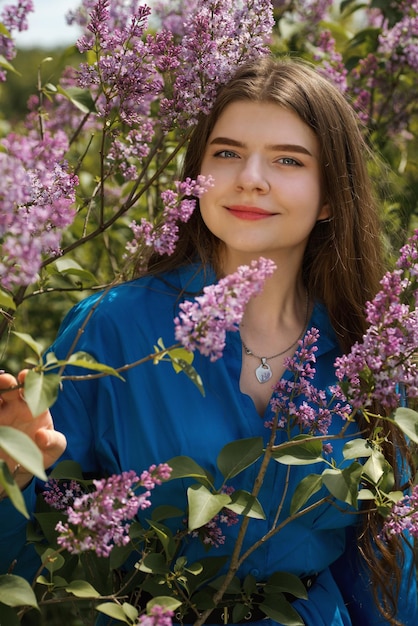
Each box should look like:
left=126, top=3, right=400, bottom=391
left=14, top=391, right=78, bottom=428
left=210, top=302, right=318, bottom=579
left=199, top=100, right=329, bottom=272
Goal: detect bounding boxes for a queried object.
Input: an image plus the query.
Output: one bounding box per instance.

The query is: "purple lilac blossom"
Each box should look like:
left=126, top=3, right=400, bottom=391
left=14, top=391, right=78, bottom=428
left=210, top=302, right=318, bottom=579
left=53, top=464, right=171, bottom=557
left=157, top=0, right=274, bottom=128
left=0, top=0, right=34, bottom=81
left=381, top=485, right=418, bottom=540
left=174, top=258, right=277, bottom=362
left=334, top=230, right=418, bottom=412
left=266, top=328, right=352, bottom=444
left=136, top=605, right=174, bottom=626
left=126, top=175, right=214, bottom=261
left=0, top=131, right=78, bottom=290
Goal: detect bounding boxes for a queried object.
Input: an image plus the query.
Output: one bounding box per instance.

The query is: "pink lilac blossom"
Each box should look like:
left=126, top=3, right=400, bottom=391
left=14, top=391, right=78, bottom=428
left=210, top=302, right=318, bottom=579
left=378, top=1, right=418, bottom=73
left=381, top=485, right=418, bottom=540
left=157, top=0, right=274, bottom=128
left=334, top=231, right=418, bottom=412
left=136, top=605, right=174, bottom=626
left=0, top=0, right=34, bottom=81
left=174, top=258, right=277, bottom=362
left=266, top=328, right=351, bottom=444
left=54, top=464, right=172, bottom=557
left=312, top=30, right=348, bottom=93
left=0, top=131, right=78, bottom=290
left=126, top=176, right=214, bottom=261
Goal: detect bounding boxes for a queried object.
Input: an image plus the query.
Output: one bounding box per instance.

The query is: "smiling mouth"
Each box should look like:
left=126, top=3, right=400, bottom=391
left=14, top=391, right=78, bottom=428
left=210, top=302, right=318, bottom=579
left=227, top=206, right=275, bottom=220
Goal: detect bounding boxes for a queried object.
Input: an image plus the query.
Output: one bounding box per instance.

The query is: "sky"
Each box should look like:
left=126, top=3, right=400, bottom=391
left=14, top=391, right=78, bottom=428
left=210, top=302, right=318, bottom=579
left=12, top=0, right=82, bottom=48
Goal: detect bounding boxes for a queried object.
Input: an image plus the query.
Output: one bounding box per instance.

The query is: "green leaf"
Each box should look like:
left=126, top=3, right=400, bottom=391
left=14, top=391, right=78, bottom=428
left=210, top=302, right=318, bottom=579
left=66, top=580, right=100, bottom=598
left=0, top=54, right=20, bottom=75
left=147, top=596, right=182, bottom=612
left=24, top=370, right=61, bottom=416
left=187, top=484, right=231, bottom=531
left=49, top=460, right=84, bottom=481
left=41, top=548, right=65, bottom=574
left=47, top=259, right=98, bottom=285
left=122, top=602, right=138, bottom=622
left=12, top=332, right=44, bottom=358
left=217, top=437, right=263, bottom=480
left=265, top=571, right=308, bottom=599
left=0, top=460, right=28, bottom=518
left=138, top=552, right=170, bottom=575
left=322, top=463, right=363, bottom=507
left=65, top=352, right=124, bottom=379
left=170, top=357, right=205, bottom=396
left=0, top=426, right=46, bottom=480
left=96, top=602, right=130, bottom=623
left=260, top=595, right=304, bottom=625
left=165, top=456, right=214, bottom=488
left=151, top=504, right=184, bottom=522
left=392, top=408, right=418, bottom=443
left=0, top=289, right=15, bottom=310
left=226, top=490, right=265, bottom=519
left=0, top=575, right=39, bottom=609
left=290, top=473, right=323, bottom=515
left=343, top=438, right=373, bottom=460
left=57, top=86, right=97, bottom=113
left=357, top=488, right=375, bottom=500
left=147, top=520, right=176, bottom=560
left=168, top=347, right=194, bottom=372
left=362, top=450, right=387, bottom=484
left=272, top=436, right=324, bottom=465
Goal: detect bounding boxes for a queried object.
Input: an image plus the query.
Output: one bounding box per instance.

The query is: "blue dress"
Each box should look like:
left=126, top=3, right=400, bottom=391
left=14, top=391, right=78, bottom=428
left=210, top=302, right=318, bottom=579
left=1, top=263, right=416, bottom=625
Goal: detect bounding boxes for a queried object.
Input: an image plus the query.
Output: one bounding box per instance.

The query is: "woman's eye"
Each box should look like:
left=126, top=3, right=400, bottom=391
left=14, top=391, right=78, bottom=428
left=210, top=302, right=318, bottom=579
left=214, top=149, right=239, bottom=159
left=277, top=156, right=301, bottom=166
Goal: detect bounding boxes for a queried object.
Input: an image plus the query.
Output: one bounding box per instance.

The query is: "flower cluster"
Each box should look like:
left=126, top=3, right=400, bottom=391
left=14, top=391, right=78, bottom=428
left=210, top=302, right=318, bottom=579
left=0, top=130, right=78, bottom=290
left=155, top=0, right=274, bottom=127
left=266, top=328, right=352, bottom=446
left=51, top=464, right=171, bottom=557
left=136, top=605, right=174, bottom=626
left=334, top=230, right=418, bottom=413
left=126, top=175, right=214, bottom=263
left=381, top=484, right=418, bottom=540
left=0, top=0, right=34, bottom=81
left=174, top=258, right=277, bottom=361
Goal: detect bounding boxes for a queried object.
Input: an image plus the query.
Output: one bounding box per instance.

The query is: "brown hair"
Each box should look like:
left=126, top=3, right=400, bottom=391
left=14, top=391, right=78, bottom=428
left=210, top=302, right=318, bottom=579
left=145, top=56, right=413, bottom=622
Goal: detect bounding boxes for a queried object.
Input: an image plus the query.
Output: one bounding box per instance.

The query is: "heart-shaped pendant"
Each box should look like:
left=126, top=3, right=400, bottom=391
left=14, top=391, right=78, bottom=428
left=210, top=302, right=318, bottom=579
left=255, top=358, right=272, bottom=384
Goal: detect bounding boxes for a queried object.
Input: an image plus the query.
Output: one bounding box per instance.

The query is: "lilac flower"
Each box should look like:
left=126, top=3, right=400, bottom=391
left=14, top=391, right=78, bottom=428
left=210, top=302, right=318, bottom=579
left=136, top=605, right=174, bottom=626
left=126, top=175, right=214, bottom=263
left=334, top=231, right=418, bottom=413
left=381, top=485, right=418, bottom=540
left=266, top=328, right=351, bottom=441
left=54, top=464, right=172, bottom=557
left=378, top=1, right=418, bottom=73
left=0, top=0, right=34, bottom=81
left=174, top=258, right=276, bottom=361
left=157, top=0, right=274, bottom=128
left=0, top=131, right=78, bottom=290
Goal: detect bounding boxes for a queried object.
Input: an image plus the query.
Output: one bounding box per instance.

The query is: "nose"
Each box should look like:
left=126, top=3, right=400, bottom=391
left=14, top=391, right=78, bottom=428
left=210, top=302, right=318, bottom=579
left=235, top=155, right=270, bottom=193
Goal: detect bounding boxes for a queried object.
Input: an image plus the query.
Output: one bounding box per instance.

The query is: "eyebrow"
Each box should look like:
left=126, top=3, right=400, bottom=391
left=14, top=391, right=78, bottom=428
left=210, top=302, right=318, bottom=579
left=208, top=137, right=314, bottom=157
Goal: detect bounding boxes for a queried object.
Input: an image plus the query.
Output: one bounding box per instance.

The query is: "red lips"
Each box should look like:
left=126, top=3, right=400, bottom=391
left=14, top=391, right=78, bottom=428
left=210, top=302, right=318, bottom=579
left=227, top=205, right=274, bottom=220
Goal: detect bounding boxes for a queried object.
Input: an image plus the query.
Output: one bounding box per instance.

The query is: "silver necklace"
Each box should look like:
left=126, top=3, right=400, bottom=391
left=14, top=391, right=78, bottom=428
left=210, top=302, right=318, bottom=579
left=241, top=293, right=310, bottom=384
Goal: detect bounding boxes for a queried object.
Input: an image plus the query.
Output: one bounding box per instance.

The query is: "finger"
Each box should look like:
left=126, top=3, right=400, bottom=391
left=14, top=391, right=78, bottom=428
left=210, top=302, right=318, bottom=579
left=0, top=373, right=20, bottom=403
left=34, top=428, right=67, bottom=469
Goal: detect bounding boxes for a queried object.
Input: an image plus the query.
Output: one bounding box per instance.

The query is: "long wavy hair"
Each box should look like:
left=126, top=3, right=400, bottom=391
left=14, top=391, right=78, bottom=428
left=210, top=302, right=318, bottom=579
left=144, top=56, right=415, bottom=623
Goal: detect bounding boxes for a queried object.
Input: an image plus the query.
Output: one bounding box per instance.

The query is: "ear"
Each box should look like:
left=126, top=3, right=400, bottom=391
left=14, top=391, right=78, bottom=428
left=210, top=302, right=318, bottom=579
left=317, top=202, right=330, bottom=222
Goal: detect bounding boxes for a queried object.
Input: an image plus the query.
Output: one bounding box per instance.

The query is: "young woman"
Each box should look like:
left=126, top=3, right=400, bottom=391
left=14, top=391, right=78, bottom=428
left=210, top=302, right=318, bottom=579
left=0, top=56, right=416, bottom=625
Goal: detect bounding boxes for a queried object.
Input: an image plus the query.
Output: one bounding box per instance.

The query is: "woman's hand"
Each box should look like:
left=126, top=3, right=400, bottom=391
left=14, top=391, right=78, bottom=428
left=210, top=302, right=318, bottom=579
left=0, top=370, right=67, bottom=491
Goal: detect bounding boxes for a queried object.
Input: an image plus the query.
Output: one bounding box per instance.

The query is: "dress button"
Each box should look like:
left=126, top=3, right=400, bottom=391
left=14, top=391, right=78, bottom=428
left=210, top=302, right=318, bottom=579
left=250, top=568, right=260, bottom=577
